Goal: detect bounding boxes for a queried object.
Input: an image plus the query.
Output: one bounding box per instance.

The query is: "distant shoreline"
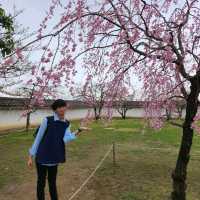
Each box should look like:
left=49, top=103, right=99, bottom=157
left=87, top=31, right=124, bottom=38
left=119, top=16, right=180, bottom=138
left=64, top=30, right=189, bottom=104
left=0, top=96, right=144, bottom=110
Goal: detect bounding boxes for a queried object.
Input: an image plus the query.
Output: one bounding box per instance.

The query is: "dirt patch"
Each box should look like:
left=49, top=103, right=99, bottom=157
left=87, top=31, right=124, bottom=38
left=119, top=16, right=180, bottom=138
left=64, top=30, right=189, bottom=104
left=0, top=147, right=110, bottom=200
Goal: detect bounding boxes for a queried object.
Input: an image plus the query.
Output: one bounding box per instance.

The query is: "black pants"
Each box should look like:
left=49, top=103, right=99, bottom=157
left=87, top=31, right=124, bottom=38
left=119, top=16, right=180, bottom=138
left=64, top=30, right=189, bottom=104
left=36, top=162, right=58, bottom=200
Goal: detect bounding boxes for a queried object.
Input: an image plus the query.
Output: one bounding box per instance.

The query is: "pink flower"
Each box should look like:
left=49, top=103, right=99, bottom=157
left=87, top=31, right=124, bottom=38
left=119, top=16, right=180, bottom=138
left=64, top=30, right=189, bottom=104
left=16, top=48, right=23, bottom=60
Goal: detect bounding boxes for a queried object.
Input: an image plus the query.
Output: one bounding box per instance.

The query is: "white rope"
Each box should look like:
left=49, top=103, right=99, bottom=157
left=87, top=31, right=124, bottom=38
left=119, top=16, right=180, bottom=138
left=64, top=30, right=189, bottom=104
left=117, top=143, right=176, bottom=152
left=116, top=143, right=200, bottom=156
left=0, top=129, right=28, bottom=138
left=67, top=145, right=113, bottom=200
left=0, top=127, right=37, bottom=138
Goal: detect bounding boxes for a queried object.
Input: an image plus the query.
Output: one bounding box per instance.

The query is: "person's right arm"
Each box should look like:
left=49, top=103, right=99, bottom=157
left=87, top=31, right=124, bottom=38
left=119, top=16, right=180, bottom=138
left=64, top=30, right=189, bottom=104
left=27, top=117, right=47, bottom=168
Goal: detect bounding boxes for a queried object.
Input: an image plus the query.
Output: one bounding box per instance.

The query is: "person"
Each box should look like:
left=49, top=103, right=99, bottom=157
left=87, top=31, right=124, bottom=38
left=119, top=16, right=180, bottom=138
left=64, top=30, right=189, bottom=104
left=27, top=99, right=83, bottom=200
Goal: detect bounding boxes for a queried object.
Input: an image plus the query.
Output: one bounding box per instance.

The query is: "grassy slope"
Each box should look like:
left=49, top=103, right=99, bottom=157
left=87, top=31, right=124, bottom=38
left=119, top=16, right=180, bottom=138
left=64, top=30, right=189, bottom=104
left=1, top=118, right=200, bottom=200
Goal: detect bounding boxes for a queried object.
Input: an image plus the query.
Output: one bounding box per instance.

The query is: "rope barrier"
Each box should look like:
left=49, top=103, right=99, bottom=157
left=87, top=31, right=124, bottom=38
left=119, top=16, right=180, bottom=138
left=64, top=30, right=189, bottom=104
left=117, top=143, right=181, bottom=153
left=67, top=145, right=113, bottom=200
left=117, top=143, right=200, bottom=157
left=117, top=143, right=174, bottom=151
left=0, top=127, right=37, bottom=138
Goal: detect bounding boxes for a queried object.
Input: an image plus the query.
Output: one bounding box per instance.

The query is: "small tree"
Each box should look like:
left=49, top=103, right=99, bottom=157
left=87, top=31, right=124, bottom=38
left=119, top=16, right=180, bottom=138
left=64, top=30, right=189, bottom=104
left=17, top=84, right=38, bottom=131
left=115, top=86, right=135, bottom=119
left=165, top=108, right=172, bottom=121
left=19, top=83, right=59, bottom=131
left=73, top=50, right=112, bottom=120
left=175, top=100, right=186, bottom=119
left=163, top=96, right=186, bottom=121
left=77, top=82, right=107, bottom=120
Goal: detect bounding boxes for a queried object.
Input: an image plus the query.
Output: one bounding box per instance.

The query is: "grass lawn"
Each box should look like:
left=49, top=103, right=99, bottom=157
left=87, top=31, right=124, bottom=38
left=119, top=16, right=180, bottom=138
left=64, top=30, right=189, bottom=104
left=1, top=118, right=200, bottom=200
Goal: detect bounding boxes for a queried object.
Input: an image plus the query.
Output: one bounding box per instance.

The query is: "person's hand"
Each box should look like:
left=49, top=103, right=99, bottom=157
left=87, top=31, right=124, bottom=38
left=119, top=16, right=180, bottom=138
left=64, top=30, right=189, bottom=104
left=75, top=128, right=82, bottom=136
left=27, top=156, right=33, bottom=168
left=74, top=127, right=90, bottom=136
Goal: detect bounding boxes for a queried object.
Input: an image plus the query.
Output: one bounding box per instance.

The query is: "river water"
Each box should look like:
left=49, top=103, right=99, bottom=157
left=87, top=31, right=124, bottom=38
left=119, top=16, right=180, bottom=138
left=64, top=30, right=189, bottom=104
left=0, top=108, right=147, bottom=130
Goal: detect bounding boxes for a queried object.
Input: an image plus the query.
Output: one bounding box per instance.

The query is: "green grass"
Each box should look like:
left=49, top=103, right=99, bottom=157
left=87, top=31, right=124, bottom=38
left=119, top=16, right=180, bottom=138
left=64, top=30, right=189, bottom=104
left=1, top=118, right=200, bottom=200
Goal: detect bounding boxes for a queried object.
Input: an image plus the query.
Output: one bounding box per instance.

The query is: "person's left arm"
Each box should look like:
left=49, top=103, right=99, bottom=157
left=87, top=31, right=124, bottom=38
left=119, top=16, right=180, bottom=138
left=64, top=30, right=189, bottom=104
left=63, top=124, right=81, bottom=143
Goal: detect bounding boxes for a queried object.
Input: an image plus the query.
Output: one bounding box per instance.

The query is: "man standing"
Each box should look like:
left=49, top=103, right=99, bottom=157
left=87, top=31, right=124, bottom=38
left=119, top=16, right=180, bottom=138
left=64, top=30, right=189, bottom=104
left=27, top=99, right=83, bottom=200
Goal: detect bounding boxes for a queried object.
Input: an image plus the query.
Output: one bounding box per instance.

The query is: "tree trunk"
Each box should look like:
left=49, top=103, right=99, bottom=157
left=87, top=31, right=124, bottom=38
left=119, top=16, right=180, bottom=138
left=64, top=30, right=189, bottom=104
left=95, top=115, right=100, bottom=120
left=178, top=108, right=183, bottom=119
left=171, top=79, right=199, bottom=200
left=94, top=107, right=100, bottom=120
left=166, top=108, right=171, bottom=121
left=122, top=109, right=127, bottom=119
left=26, top=112, right=31, bottom=132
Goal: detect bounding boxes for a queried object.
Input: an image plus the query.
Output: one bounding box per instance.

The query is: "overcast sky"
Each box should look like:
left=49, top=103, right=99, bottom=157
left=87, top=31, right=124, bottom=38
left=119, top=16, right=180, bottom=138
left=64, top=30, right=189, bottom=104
left=2, top=0, right=52, bottom=31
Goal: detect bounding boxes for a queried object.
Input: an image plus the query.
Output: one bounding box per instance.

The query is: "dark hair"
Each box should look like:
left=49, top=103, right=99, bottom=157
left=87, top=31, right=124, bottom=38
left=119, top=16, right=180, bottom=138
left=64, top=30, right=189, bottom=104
left=51, top=99, right=66, bottom=111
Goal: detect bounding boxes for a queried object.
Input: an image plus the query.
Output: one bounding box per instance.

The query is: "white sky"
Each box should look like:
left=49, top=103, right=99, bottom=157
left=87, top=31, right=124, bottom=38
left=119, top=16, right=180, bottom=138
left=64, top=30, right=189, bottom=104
left=2, top=0, right=52, bottom=31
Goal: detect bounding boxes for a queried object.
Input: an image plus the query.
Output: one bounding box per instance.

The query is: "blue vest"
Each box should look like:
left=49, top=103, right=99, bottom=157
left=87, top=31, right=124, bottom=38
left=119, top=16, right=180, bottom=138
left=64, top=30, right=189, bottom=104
left=36, top=116, right=70, bottom=164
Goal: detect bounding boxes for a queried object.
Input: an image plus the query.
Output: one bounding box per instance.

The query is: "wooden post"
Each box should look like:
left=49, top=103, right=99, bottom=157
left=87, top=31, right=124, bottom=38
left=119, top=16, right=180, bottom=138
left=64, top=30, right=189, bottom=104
left=113, top=142, right=116, bottom=166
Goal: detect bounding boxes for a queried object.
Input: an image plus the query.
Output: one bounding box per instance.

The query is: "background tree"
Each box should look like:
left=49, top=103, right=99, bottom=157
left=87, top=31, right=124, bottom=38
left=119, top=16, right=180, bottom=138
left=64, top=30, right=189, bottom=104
left=0, top=7, right=32, bottom=91
left=0, top=6, right=14, bottom=57
left=163, top=96, right=186, bottom=124
left=19, top=84, right=38, bottom=131
left=17, top=81, right=59, bottom=131
left=165, top=108, right=172, bottom=121
left=174, top=99, right=186, bottom=119
left=76, top=82, right=107, bottom=120
left=73, top=50, right=116, bottom=120
left=115, top=86, right=135, bottom=120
